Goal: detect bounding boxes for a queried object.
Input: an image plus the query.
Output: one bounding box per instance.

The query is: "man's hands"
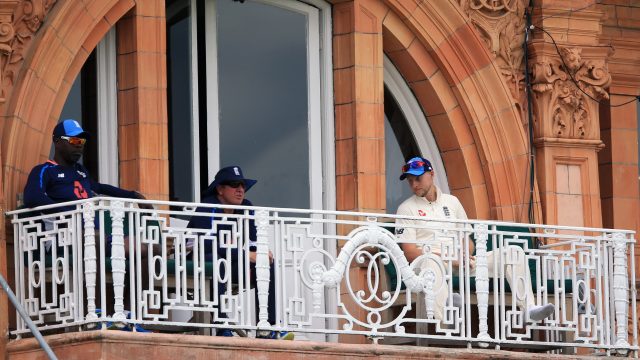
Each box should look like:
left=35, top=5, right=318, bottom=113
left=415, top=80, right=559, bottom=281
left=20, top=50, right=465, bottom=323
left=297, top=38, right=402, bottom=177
left=452, top=255, right=476, bottom=269
left=469, top=255, right=476, bottom=269
left=133, top=191, right=154, bottom=210
left=249, top=250, right=274, bottom=264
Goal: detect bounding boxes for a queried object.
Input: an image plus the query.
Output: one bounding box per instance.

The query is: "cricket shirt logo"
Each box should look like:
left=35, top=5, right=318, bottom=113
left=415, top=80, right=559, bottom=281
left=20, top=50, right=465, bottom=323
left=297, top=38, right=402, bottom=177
left=73, top=181, right=88, bottom=199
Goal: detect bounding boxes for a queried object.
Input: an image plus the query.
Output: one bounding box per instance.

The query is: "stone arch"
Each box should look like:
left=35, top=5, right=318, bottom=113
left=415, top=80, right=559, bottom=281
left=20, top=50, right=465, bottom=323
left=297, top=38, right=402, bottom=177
left=381, top=0, right=539, bottom=221
left=1, top=0, right=135, bottom=209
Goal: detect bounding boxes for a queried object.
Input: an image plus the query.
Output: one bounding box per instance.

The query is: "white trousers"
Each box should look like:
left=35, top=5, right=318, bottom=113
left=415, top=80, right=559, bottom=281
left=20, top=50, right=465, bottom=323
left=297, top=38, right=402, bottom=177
left=419, top=245, right=536, bottom=321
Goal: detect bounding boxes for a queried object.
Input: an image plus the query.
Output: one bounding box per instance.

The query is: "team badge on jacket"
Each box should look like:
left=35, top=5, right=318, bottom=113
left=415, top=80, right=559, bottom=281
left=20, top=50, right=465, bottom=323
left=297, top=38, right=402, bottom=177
left=418, top=209, right=426, bottom=216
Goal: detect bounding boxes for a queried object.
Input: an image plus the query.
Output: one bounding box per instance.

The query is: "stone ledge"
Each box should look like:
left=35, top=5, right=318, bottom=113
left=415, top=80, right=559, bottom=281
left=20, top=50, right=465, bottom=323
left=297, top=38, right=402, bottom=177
left=7, top=331, right=605, bottom=360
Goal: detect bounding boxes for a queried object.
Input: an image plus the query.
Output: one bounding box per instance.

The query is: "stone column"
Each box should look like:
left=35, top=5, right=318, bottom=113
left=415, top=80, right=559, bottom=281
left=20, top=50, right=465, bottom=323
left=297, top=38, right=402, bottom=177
left=332, top=0, right=386, bottom=343
left=598, top=0, right=640, bottom=340
left=334, top=0, right=385, bottom=216
left=528, top=5, right=611, bottom=231
left=0, top=2, right=22, bottom=356
left=116, top=0, right=169, bottom=200
left=0, top=161, right=6, bottom=360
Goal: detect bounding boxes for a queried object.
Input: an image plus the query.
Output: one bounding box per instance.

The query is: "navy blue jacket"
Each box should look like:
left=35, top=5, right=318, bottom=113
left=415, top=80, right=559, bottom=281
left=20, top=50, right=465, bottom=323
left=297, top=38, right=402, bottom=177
left=24, top=160, right=138, bottom=211
left=187, top=195, right=257, bottom=262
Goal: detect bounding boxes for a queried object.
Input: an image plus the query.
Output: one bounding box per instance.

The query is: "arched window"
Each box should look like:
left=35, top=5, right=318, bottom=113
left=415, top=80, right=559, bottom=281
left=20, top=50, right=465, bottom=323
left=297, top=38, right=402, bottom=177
left=384, top=56, right=449, bottom=213
left=58, top=29, right=119, bottom=185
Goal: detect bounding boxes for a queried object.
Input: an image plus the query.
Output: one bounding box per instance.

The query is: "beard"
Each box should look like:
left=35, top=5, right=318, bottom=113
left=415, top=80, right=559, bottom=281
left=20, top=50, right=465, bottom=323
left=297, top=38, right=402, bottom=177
left=413, top=184, right=433, bottom=198
left=67, top=152, right=82, bottom=163
left=413, top=188, right=427, bottom=198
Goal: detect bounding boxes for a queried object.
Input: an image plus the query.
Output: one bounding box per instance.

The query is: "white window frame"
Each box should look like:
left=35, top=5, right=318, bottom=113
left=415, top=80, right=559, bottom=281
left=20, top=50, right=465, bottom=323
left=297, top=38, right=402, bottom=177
left=199, top=0, right=336, bottom=342
left=96, top=28, right=119, bottom=186
left=189, top=0, right=201, bottom=199
left=201, top=0, right=334, bottom=211
left=383, top=55, right=449, bottom=193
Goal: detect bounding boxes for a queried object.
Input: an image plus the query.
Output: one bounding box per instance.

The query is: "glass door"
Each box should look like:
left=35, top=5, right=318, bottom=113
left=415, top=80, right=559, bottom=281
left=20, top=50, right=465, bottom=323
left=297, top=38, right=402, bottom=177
left=204, top=0, right=323, bottom=210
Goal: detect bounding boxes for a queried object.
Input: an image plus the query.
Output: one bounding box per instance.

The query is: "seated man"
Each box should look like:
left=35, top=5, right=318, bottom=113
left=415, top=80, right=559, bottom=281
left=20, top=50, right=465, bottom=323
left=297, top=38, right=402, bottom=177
left=394, top=156, right=555, bottom=323
left=187, top=166, right=292, bottom=340
left=24, top=119, right=153, bottom=248
left=24, top=119, right=149, bottom=211
left=23, top=119, right=152, bottom=332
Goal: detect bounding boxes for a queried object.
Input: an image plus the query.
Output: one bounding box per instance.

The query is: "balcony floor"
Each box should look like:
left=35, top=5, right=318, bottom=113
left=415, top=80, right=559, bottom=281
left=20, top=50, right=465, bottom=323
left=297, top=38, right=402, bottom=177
left=7, top=331, right=605, bottom=360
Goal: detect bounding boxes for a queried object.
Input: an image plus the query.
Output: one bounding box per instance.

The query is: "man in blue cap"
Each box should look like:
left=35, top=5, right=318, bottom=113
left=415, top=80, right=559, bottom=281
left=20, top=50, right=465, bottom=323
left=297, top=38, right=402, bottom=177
left=188, top=166, right=293, bottom=340
left=24, top=119, right=149, bottom=209
left=395, top=156, right=555, bottom=323
left=23, top=119, right=153, bottom=332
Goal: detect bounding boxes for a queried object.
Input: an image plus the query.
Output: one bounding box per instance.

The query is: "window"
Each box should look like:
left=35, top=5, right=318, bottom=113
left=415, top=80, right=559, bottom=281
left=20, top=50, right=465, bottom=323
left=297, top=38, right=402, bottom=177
left=384, top=56, right=449, bottom=212
left=167, top=0, right=196, bottom=202
left=384, top=86, right=418, bottom=213
left=166, top=2, right=335, bottom=341
left=167, top=0, right=333, bottom=210
left=57, top=29, right=118, bottom=185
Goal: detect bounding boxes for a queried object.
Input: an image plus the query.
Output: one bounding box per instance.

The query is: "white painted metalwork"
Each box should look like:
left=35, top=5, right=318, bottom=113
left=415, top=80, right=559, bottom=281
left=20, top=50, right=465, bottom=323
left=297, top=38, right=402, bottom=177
left=81, top=202, right=97, bottom=321
left=188, top=0, right=201, bottom=199
left=95, top=28, right=119, bottom=186
left=255, top=209, right=271, bottom=328
left=474, top=223, right=491, bottom=345
left=7, top=198, right=638, bottom=356
left=110, top=200, right=127, bottom=322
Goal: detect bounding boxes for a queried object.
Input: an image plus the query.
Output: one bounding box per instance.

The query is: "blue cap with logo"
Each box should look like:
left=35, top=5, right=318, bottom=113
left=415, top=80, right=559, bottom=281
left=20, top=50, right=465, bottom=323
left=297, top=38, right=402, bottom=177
left=399, top=156, right=433, bottom=180
left=52, top=119, right=89, bottom=139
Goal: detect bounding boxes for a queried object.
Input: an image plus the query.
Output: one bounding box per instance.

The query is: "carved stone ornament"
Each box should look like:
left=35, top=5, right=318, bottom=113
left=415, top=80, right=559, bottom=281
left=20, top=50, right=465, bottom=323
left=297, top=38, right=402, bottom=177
left=458, top=0, right=527, bottom=107
left=530, top=47, right=611, bottom=140
left=0, top=0, right=57, bottom=103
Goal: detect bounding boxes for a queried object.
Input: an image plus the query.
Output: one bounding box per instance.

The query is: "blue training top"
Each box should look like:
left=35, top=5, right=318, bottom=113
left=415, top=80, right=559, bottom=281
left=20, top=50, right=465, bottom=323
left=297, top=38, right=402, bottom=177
left=24, top=160, right=138, bottom=210
left=187, top=195, right=257, bottom=263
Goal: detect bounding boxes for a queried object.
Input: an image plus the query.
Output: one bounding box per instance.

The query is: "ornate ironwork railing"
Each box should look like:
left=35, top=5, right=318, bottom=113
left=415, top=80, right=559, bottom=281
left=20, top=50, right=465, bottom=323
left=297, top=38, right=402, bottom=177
left=7, top=197, right=638, bottom=356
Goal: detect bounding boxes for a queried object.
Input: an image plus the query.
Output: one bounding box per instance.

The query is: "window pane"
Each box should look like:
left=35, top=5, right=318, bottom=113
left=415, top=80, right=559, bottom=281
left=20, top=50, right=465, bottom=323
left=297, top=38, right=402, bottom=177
left=215, top=0, right=310, bottom=208
left=385, top=117, right=415, bottom=213
left=167, top=2, right=195, bottom=202
left=59, top=75, right=83, bottom=125
left=57, top=51, right=98, bottom=179
left=384, top=87, right=419, bottom=213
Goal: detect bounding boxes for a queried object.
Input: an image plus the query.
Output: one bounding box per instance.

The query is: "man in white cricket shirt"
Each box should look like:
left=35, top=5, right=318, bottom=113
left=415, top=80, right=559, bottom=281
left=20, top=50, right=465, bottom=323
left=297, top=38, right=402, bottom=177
left=395, top=156, right=555, bottom=323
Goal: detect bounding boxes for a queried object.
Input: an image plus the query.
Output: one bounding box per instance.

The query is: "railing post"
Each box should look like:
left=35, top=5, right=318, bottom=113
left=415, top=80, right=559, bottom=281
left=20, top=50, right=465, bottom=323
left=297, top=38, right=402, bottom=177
left=474, top=223, right=491, bottom=346
left=82, top=202, right=97, bottom=321
left=612, top=232, right=630, bottom=352
left=255, top=209, right=271, bottom=327
left=424, top=262, right=436, bottom=319
left=310, top=263, right=324, bottom=313
left=110, top=200, right=127, bottom=321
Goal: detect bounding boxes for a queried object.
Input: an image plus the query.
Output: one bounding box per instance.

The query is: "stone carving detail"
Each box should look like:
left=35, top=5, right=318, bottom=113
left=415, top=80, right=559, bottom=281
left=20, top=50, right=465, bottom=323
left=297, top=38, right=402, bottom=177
left=530, top=47, right=611, bottom=140
left=0, top=0, right=57, bottom=103
left=458, top=0, right=527, bottom=107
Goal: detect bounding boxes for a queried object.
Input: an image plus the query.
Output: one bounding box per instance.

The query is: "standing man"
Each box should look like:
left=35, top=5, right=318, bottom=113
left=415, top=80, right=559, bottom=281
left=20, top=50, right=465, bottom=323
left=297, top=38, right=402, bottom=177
left=395, top=156, right=555, bottom=323
left=187, top=166, right=293, bottom=340
left=24, top=119, right=149, bottom=209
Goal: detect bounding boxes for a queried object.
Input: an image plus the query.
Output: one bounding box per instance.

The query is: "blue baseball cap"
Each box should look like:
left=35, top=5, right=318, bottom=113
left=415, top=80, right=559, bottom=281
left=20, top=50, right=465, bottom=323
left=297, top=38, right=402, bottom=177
left=52, top=119, right=89, bottom=139
left=399, top=156, right=433, bottom=180
left=202, top=166, right=258, bottom=196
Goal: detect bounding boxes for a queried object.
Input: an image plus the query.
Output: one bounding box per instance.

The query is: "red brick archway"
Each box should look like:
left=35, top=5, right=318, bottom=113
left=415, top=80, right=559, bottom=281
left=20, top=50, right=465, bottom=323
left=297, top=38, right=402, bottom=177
left=1, top=0, right=135, bottom=209
left=381, top=0, right=539, bottom=221
left=1, top=0, right=168, bottom=210
left=0, top=1, right=140, bottom=355
left=0, top=0, right=542, bottom=217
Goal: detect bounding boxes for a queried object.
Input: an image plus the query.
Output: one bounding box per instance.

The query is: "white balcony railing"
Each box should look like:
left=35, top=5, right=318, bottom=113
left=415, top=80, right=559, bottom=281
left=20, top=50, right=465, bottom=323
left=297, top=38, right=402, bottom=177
left=7, top=197, right=638, bottom=356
